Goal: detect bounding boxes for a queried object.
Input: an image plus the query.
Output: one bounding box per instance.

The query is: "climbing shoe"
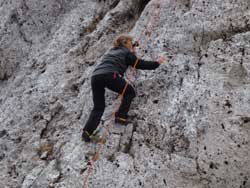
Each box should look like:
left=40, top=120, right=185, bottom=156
left=115, top=117, right=131, bottom=125
left=82, top=130, right=91, bottom=142
left=82, top=130, right=105, bottom=143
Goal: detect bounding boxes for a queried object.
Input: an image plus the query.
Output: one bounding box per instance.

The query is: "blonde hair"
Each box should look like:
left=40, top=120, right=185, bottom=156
left=113, top=34, right=133, bottom=47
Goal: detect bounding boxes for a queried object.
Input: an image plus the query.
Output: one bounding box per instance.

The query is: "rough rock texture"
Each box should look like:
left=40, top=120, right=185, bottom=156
left=1, top=0, right=250, bottom=188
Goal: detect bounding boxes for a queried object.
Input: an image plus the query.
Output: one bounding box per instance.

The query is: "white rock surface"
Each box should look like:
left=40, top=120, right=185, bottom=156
left=0, top=0, right=250, bottom=187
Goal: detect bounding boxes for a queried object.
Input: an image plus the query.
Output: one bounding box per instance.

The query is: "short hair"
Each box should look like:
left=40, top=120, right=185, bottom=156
left=113, top=34, right=133, bottom=47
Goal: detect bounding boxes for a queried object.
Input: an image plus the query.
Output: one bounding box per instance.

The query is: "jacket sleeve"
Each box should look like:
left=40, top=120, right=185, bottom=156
left=126, top=51, right=160, bottom=70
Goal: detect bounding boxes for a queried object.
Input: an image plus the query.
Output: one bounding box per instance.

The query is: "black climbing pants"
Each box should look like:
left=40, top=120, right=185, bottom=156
left=83, top=72, right=136, bottom=135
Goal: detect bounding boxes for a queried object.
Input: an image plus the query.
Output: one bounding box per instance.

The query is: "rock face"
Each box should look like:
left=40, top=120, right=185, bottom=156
left=0, top=0, right=250, bottom=187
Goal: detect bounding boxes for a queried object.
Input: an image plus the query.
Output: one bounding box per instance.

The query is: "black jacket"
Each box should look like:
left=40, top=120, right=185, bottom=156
left=92, top=46, right=160, bottom=77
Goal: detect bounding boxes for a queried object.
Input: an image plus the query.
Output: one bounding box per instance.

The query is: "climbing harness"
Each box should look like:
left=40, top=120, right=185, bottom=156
left=83, top=0, right=164, bottom=187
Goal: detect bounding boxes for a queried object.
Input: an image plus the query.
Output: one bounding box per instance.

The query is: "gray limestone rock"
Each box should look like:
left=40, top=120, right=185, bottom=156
left=0, top=0, right=250, bottom=188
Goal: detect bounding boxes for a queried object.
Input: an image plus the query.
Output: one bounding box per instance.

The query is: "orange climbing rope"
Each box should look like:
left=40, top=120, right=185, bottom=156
left=83, top=0, right=163, bottom=187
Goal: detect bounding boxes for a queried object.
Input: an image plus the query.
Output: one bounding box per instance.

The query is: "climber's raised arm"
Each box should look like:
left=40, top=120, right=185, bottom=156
left=126, top=51, right=165, bottom=70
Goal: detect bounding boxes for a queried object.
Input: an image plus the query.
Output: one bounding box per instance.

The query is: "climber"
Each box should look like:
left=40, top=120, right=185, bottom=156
left=82, top=34, right=165, bottom=142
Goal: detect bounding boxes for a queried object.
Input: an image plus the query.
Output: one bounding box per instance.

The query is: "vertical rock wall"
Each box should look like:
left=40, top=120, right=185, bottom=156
left=0, top=0, right=250, bottom=188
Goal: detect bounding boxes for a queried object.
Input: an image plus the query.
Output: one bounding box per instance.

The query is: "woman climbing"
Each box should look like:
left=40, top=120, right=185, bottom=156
left=82, top=34, right=165, bottom=142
